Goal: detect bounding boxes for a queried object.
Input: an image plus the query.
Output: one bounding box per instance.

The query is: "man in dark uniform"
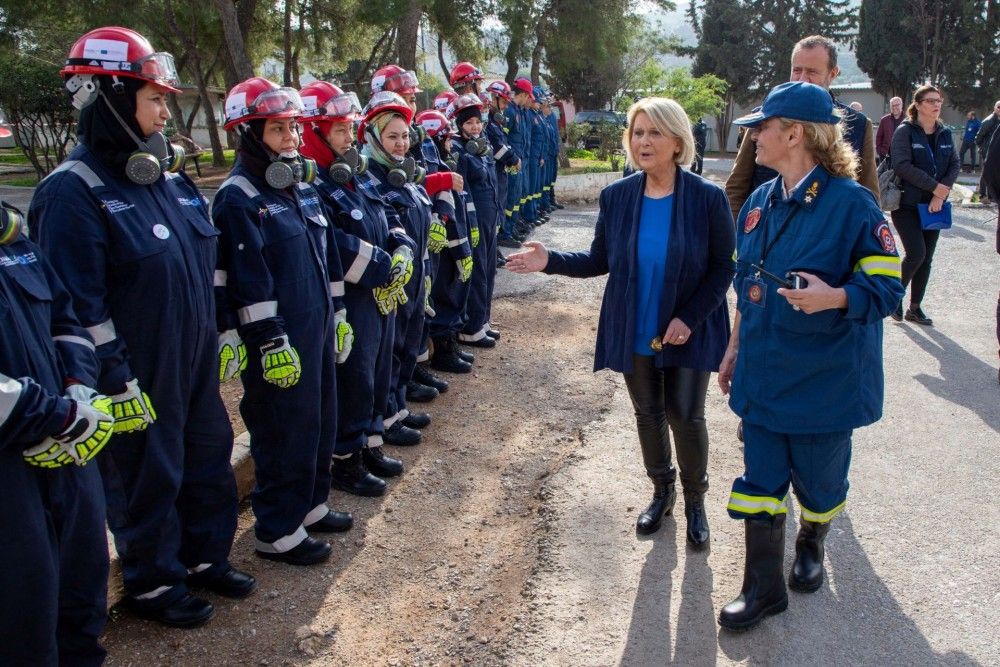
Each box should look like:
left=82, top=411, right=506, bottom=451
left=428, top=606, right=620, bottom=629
left=692, top=118, right=708, bottom=174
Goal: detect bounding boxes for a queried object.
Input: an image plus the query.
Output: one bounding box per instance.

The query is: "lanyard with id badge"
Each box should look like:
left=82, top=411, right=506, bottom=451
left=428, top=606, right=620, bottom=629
left=743, top=202, right=808, bottom=310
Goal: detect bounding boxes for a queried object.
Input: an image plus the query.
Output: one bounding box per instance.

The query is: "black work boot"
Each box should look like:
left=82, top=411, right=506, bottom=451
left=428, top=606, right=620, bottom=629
left=718, top=515, right=788, bottom=631
left=683, top=490, right=710, bottom=549
left=413, top=364, right=448, bottom=393
left=362, top=445, right=404, bottom=478
left=405, top=380, right=438, bottom=403
left=635, top=475, right=676, bottom=535
left=457, top=348, right=475, bottom=363
left=430, top=335, right=472, bottom=374
left=384, top=421, right=422, bottom=447
left=789, top=517, right=830, bottom=593
left=403, top=411, right=431, bottom=429
left=330, top=452, right=387, bottom=497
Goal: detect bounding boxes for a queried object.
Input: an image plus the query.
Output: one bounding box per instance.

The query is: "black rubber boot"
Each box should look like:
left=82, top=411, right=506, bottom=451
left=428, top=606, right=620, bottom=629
left=430, top=335, right=472, bottom=374
left=718, top=516, right=788, bottom=631
left=789, top=517, right=830, bottom=593
left=362, top=445, right=404, bottom=477
left=413, top=364, right=448, bottom=393
left=405, top=380, right=438, bottom=403
left=635, top=476, right=676, bottom=535
left=330, top=452, right=387, bottom=497
left=683, top=491, right=710, bottom=549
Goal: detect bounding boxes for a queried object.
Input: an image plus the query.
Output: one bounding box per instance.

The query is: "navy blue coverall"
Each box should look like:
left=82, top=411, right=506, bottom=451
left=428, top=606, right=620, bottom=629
left=212, top=163, right=343, bottom=551
left=487, top=112, right=520, bottom=241
left=31, top=145, right=239, bottom=603
left=1, top=203, right=108, bottom=666
left=504, top=103, right=527, bottom=235
left=455, top=136, right=501, bottom=342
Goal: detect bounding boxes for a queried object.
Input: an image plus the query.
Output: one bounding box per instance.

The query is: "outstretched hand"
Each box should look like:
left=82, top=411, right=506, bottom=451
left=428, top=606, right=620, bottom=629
left=505, top=241, right=549, bottom=273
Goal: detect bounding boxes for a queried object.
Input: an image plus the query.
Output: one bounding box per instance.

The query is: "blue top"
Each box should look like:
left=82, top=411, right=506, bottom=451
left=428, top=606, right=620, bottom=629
left=634, top=194, right=673, bottom=355
left=963, top=118, right=981, bottom=143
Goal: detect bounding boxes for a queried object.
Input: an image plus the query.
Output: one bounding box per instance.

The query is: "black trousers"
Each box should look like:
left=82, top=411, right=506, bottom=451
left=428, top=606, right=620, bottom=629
left=890, top=205, right=940, bottom=307
left=622, top=355, right=710, bottom=494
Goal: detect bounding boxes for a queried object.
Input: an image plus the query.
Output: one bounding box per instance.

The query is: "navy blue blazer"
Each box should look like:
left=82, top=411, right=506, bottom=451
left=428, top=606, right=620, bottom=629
left=544, top=167, right=736, bottom=374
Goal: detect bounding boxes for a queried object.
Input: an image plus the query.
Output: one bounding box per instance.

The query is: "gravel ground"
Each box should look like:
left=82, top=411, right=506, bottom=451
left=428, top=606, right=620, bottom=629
left=5, top=178, right=997, bottom=665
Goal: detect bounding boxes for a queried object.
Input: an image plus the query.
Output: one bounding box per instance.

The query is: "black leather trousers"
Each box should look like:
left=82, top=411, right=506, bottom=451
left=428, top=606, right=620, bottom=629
left=622, top=355, right=710, bottom=494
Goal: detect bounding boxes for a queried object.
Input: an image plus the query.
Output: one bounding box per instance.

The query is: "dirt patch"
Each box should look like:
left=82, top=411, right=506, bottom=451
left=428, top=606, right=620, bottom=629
left=102, top=255, right=613, bottom=666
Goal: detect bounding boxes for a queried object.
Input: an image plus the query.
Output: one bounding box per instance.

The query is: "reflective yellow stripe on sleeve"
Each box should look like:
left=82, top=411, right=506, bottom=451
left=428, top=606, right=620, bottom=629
left=854, top=255, right=902, bottom=279
left=727, top=492, right=789, bottom=516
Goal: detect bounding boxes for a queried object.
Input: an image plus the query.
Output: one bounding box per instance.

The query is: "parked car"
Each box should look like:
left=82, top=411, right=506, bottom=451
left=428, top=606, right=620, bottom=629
left=573, top=110, right=626, bottom=149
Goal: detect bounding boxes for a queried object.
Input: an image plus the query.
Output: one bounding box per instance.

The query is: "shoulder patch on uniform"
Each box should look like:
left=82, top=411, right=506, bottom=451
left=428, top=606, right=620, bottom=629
left=744, top=207, right=762, bottom=233
left=875, top=219, right=896, bottom=253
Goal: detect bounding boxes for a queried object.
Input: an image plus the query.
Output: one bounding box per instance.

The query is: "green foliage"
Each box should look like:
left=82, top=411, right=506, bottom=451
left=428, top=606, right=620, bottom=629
left=566, top=148, right=597, bottom=159
left=856, top=0, right=922, bottom=99
left=565, top=122, right=592, bottom=149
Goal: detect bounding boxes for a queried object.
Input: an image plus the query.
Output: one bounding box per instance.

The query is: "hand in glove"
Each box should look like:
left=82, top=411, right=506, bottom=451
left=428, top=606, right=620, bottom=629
left=65, top=384, right=101, bottom=404
left=218, top=329, right=248, bottom=383
left=373, top=245, right=414, bottom=315
left=334, top=309, right=354, bottom=364
left=428, top=219, right=448, bottom=254
left=110, top=379, right=157, bottom=433
left=457, top=255, right=473, bottom=283
left=424, top=276, right=436, bottom=318
left=260, top=334, right=301, bottom=388
left=470, top=225, right=481, bottom=248
left=23, top=397, right=115, bottom=468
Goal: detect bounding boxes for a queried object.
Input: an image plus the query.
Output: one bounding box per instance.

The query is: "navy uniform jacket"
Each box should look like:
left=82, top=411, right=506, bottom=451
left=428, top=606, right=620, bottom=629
left=1, top=217, right=98, bottom=445
left=890, top=120, right=960, bottom=207
left=454, top=137, right=502, bottom=233
left=544, top=169, right=736, bottom=374
left=30, top=144, right=219, bottom=395
left=487, top=116, right=520, bottom=170
left=504, top=103, right=527, bottom=158
left=730, top=165, right=904, bottom=433
left=528, top=109, right=546, bottom=158
left=546, top=113, right=560, bottom=160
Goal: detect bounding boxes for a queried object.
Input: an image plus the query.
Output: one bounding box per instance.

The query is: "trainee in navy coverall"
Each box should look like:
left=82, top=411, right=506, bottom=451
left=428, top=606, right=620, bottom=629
left=455, top=136, right=502, bottom=341
left=367, top=161, right=430, bottom=426
left=504, top=103, right=526, bottom=233
left=31, top=144, right=239, bottom=601
left=212, top=164, right=343, bottom=548
left=727, top=166, right=903, bottom=523
left=315, top=169, right=406, bottom=452
left=1, top=208, right=107, bottom=666
left=487, top=112, right=520, bottom=239
left=525, top=108, right=547, bottom=221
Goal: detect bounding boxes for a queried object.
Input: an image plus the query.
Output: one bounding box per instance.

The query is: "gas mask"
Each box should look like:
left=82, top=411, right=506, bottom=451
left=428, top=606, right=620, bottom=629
left=328, top=146, right=368, bottom=185
left=386, top=156, right=417, bottom=188
left=409, top=124, right=427, bottom=147
left=490, top=110, right=505, bottom=126
left=0, top=206, right=26, bottom=245
left=444, top=153, right=459, bottom=172
left=264, top=152, right=317, bottom=190
left=464, top=136, right=490, bottom=157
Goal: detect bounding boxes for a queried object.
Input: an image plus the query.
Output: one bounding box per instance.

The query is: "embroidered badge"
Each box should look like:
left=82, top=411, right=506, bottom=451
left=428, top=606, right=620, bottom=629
left=744, top=207, right=762, bottom=233
left=804, top=180, right=819, bottom=204
left=748, top=283, right=763, bottom=303
left=875, top=219, right=896, bottom=253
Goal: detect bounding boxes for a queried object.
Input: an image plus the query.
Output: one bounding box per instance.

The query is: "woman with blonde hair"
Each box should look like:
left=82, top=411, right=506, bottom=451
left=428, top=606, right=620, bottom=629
left=507, top=96, right=736, bottom=547
left=717, top=81, right=903, bottom=630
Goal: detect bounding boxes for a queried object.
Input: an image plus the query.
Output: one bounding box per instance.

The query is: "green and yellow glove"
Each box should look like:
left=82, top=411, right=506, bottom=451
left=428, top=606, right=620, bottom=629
left=334, top=309, right=354, bottom=364
left=373, top=246, right=414, bottom=315
left=218, top=329, right=248, bottom=383
left=109, top=379, right=157, bottom=433
left=470, top=225, right=481, bottom=248
left=260, top=334, right=301, bottom=388
left=428, top=219, right=447, bottom=254
left=23, top=397, right=115, bottom=468
left=424, top=276, right=435, bottom=317
left=457, top=256, right=473, bottom=282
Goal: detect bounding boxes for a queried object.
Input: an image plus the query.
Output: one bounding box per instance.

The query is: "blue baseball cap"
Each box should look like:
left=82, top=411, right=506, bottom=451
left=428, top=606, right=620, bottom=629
left=733, top=81, right=840, bottom=127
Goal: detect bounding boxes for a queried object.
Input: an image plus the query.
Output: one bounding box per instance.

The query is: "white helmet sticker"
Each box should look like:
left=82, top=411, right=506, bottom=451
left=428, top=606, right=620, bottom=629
left=225, top=91, right=248, bottom=119
left=82, top=38, right=130, bottom=62
left=301, top=95, right=318, bottom=115
left=371, top=74, right=386, bottom=93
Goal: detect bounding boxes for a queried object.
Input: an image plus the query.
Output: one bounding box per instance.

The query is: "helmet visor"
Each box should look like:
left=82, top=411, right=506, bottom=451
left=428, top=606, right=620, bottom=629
left=387, top=69, right=421, bottom=93
left=134, top=52, right=181, bottom=90
left=252, top=87, right=305, bottom=117
left=322, top=91, right=361, bottom=119
left=453, top=94, right=484, bottom=113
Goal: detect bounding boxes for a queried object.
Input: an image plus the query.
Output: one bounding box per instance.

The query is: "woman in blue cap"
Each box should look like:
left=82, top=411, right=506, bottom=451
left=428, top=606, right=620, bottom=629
left=717, top=81, right=903, bottom=630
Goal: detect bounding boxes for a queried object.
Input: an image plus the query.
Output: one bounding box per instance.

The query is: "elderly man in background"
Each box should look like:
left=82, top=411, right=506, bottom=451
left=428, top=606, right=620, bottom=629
left=877, top=96, right=904, bottom=164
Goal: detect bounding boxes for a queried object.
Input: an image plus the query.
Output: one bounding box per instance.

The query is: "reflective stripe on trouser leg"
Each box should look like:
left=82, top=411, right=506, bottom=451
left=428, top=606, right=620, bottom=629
left=788, top=429, right=853, bottom=523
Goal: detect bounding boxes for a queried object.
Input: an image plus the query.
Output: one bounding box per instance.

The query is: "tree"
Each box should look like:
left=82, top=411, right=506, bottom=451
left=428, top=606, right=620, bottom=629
left=856, top=0, right=922, bottom=99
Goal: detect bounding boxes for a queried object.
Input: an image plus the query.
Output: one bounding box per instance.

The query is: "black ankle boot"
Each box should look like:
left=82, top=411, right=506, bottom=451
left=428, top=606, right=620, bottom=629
left=789, top=517, right=830, bottom=592
left=405, top=380, right=438, bottom=403
left=718, top=515, right=788, bottom=631
left=413, top=364, right=449, bottom=392
left=403, top=411, right=431, bottom=429
left=683, top=491, right=710, bottom=549
left=430, top=335, right=472, bottom=374
left=362, top=445, right=404, bottom=478
left=330, top=452, right=387, bottom=497
left=635, top=476, right=676, bottom=535
left=384, top=421, right=422, bottom=446
left=457, top=348, right=475, bottom=364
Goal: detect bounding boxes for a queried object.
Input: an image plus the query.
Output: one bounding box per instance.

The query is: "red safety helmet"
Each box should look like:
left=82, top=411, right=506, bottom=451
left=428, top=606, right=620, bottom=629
left=486, top=80, right=512, bottom=102
left=61, top=26, right=180, bottom=93
left=298, top=81, right=361, bottom=124
left=223, top=77, right=304, bottom=131
left=448, top=62, right=484, bottom=88
left=446, top=93, right=484, bottom=121
left=371, top=64, right=422, bottom=96
left=433, top=90, right=458, bottom=114
left=357, top=90, right=416, bottom=144
left=414, top=110, right=453, bottom=138
left=513, top=77, right=535, bottom=100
